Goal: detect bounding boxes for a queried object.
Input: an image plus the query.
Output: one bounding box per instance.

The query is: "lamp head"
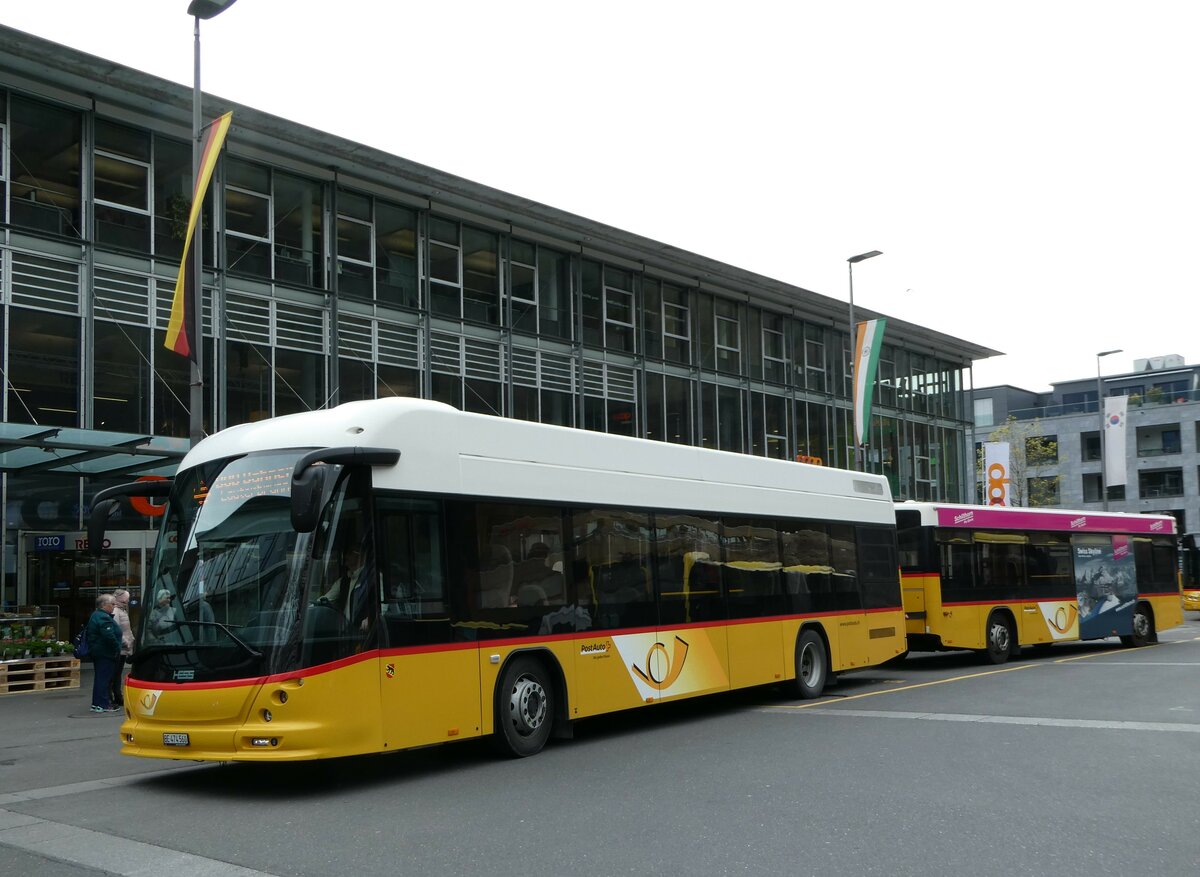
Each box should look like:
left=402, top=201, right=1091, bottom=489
left=848, top=250, right=883, bottom=264
left=1096, top=349, right=1122, bottom=358
left=188, top=0, right=238, bottom=19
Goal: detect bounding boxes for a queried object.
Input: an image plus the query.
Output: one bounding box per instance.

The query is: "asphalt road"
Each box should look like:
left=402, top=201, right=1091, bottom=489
left=4, top=615, right=1200, bottom=877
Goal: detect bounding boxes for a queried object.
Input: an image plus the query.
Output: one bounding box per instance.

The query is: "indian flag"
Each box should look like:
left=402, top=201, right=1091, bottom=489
left=853, top=318, right=887, bottom=448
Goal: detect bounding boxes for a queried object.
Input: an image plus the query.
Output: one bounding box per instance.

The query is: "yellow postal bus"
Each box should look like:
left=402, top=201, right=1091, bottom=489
left=896, top=502, right=1183, bottom=663
left=1182, top=534, right=1200, bottom=612
left=92, top=399, right=906, bottom=761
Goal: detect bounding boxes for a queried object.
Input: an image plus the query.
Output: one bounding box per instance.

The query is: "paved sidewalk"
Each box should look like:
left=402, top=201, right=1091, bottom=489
left=0, top=665, right=178, bottom=798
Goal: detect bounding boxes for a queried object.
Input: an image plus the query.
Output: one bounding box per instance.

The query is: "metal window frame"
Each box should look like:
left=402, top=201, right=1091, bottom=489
left=92, top=148, right=151, bottom=214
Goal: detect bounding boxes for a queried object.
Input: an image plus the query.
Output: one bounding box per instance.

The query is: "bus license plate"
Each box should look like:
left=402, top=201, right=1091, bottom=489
left=162, top=733, right=190, bottom=747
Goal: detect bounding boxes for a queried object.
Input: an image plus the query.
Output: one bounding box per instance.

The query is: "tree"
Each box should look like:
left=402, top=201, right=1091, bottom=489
left=977, top=416, right=1060, bottom=507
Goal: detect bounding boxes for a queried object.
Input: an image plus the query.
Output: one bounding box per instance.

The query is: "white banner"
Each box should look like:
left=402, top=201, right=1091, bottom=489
left=983, top=441, right=1012, bottom=506
left=1103, top=395, right=1128, bottom=487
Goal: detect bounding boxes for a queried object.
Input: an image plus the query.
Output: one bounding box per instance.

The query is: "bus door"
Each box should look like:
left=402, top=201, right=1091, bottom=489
left=1024, top=534, right=1076, bottom=644
left=574, top=508, right=679, bottom=715
left=1073, top=535, right=1136, bottom=640
left=723, top=518, right=785, bottom=687
left=375, top=497, right=479, bottom=749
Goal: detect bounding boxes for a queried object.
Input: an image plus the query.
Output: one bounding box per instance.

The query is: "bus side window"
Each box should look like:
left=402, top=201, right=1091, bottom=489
left=781, top=521, right=832, bottom=613
left=656, top=513, right=724, bottom=625
left=376, top=497, right=450, bottom=647
left=574, top=508, right=654, bottom=631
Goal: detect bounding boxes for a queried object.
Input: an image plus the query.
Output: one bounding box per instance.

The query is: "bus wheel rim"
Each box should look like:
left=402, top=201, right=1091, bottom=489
left=509, top=675, right=547, bottom=735
left=990, top=622, right=1009, bottom=652
left=1133, top=612, right=1149, bottom=638
left=800, top=642, right=820, bottom=685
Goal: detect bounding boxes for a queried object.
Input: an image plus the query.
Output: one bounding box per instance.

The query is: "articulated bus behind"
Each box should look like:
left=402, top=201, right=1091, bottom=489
left=1183, top=534, right=1200, bottom=613
left=896, top=503, right=1183, bottom=663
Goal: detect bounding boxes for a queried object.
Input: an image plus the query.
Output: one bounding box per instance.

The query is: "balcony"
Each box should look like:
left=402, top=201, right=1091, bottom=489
left=1007, top=387, right=1200, bottom=422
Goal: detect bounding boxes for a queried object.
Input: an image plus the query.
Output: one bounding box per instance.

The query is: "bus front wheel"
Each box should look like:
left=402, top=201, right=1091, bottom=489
left=494, top=656, right=554, bottom=758
left=792, top=629, right=828, bottom=699
left=1121, top=604, right=1155, bottom=648
left=981, top=613, right=1016, bottom=664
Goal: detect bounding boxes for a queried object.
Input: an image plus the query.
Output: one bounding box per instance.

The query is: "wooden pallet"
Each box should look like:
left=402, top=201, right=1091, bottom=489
left=0, top=656, right=81, bottom=695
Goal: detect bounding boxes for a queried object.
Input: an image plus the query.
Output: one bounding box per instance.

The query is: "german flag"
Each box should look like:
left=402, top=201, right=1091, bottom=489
left=164, top=111, right=233, bottom=360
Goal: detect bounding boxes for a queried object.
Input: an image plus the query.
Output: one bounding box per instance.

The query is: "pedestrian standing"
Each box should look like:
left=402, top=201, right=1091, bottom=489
left=110, top=588, right=135, bottom=707
left=86, top=593, right=122, bottom=714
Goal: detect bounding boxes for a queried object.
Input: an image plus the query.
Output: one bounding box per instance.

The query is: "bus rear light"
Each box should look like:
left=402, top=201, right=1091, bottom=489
left=262, top=709, right=273, bottom=722
left=250, top=738, right=279, bottom=747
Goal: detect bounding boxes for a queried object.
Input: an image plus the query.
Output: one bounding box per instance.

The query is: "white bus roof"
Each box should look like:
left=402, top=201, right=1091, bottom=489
left=183, top=399, right=894, bottom=523
left=896, top=501, right=1177, bottom=536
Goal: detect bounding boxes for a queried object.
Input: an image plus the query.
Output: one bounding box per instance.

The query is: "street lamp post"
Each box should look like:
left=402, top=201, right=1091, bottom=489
left=1096, top=348, right=1122, bottom=511
left=846, top=250, right=882, bottom=470
left=187, top=0, right=237, bottom=447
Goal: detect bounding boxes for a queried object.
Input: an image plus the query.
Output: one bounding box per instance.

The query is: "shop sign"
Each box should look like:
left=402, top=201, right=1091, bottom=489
left=32, top=534, right=65, bottom=552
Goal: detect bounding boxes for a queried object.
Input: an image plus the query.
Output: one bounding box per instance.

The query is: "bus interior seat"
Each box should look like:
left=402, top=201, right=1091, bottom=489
left=595, top=559, right=647, bottom=605
left=512, top=557, right=563, bottom=604
left=516, top=584, right=549, bottom=607
left=687, top=558, right=722, bottom=593
left=478, top=545, right=513, bottom=608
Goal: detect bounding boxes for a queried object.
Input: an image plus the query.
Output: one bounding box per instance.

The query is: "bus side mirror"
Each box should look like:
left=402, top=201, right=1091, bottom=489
left=290, top=447, right=400, bottom=533
left=88, top=499, right=121, bottom=555
left=290, top=465, right=328, bottom=534
left=87, top=480, right=174, bottom=556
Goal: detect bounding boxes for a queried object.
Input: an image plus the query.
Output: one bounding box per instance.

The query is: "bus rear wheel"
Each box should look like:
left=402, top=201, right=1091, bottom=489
left=494, top=656, right=553, bottom=758
left=980, top=613, right=1015, bottom=664
left=1120, top=604, right=1154, bottom=648
left=791, top=629, right=828, bottom=699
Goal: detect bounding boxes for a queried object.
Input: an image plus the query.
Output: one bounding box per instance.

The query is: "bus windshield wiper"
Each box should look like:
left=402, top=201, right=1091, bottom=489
left=172, top=620, right=263, bottom=660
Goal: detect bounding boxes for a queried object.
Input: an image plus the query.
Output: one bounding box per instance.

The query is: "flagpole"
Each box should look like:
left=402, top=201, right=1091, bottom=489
left=190, top=13, right=204, bottom=448
left=185, top=1, right=238, bottom=446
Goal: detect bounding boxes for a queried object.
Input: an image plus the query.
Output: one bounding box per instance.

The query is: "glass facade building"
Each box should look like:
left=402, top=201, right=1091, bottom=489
left=0, top=27, right=997, bottom=630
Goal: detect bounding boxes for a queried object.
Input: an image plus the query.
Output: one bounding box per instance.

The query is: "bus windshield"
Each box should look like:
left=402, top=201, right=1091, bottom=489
left=133, top=450, right=373, bottom=684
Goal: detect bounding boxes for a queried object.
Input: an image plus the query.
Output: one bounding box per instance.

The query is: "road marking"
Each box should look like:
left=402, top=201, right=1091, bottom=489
left=1054, top=649, right=1134, bottom=663
left=773, top=663, right=1036, bottom=709
left=1053, top=661, right=1200, bottom=666
left=773, top=708, right=1200, bottom=734
left=0, top=766, right=205, bottom=808
left=0, top=807, right=283, bottom=877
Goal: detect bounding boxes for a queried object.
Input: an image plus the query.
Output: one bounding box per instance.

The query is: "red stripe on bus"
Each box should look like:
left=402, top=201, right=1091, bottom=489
left=127, top=606, right=905, bottom=690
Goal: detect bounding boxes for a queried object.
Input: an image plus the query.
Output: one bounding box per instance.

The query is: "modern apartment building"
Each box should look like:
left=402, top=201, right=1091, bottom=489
left=973, top=354, right=1200, bottom=531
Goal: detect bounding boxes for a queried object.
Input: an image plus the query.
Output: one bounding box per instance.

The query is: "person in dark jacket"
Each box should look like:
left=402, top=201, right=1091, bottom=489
left=86, top=593, right=122, bottom=713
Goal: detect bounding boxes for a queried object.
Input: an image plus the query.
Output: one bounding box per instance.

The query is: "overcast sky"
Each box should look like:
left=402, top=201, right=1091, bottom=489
left=7, top=1, right=1198, bottom=392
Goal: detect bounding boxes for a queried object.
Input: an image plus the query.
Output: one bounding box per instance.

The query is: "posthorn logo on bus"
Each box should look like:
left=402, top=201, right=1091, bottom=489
left=631, top=636, right=690, bottom=691
left=986, top=463, right=1009, bottom=506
